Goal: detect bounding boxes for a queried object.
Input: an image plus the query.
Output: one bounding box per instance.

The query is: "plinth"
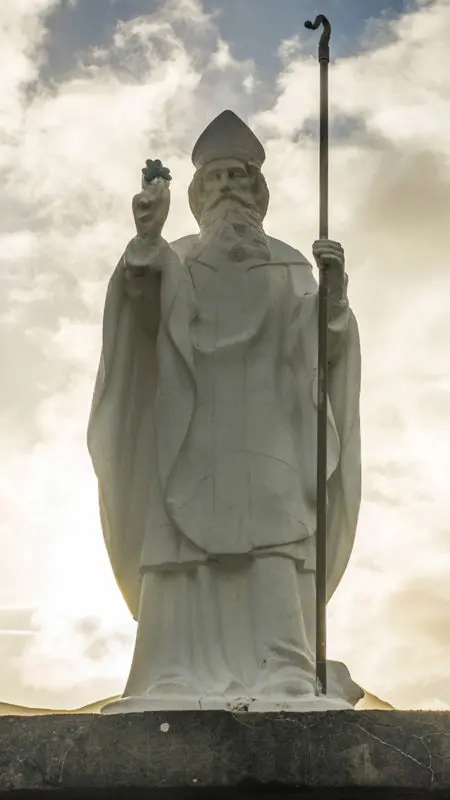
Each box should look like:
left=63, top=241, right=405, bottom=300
left=0, top=710, right=449, bottom=797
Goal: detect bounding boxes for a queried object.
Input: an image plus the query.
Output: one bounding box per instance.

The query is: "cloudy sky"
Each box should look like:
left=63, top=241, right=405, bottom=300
left=1, top=0, right=449, bottom=711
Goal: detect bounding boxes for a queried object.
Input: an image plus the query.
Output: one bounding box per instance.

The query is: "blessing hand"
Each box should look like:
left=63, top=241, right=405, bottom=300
left=132, top=177, right=171, bottom=242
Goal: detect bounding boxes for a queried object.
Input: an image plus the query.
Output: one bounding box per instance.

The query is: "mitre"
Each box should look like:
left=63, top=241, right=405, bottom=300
left=191, top=109, right=266, bottom=170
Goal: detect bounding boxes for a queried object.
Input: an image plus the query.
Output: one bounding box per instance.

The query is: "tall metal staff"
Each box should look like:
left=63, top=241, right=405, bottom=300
left=304, top=13, right=331, bottom=696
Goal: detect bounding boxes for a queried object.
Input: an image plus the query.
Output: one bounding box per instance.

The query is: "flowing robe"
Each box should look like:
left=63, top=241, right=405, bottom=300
left=87, top=233, right=362, bottom=709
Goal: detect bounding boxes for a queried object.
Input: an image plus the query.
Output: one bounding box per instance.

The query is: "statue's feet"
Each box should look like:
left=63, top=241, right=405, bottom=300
left=101, top=695, right=202, bottom=713
left=205, top=659, right=363, bottom=713
left=198, top=671, right=353, bottom=713
left=101, top=662, right=363, bottom=714
left=246, top=658, right=363, bottom=712
left=101, top=677, right=204, bottom=713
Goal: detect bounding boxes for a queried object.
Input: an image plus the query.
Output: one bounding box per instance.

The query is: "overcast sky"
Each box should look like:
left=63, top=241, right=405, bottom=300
left=0, top=0, right=449, bottom=711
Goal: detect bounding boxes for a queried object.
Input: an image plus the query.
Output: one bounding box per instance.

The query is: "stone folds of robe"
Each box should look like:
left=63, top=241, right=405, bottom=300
left=87, top=235, right=361, bottom=621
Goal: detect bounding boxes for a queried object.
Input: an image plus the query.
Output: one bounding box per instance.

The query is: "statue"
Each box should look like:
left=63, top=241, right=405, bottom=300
left=87, top=110, right=363, bottom=713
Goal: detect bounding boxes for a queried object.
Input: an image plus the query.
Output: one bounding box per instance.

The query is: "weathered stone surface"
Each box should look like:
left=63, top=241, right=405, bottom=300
left=0, top=710, right=449, bottom=798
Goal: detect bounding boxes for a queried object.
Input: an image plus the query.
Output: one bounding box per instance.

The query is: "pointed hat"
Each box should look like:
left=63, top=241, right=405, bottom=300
left=191, top=109, right=265, bottom=170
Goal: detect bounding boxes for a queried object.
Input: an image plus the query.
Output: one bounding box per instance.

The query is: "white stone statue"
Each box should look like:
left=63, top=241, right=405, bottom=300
left=88, top=110, right=363, bottom=713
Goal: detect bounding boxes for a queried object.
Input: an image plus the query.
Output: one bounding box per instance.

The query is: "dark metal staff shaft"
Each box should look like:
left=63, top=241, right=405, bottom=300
left=304, top=13, right=331, bottom=696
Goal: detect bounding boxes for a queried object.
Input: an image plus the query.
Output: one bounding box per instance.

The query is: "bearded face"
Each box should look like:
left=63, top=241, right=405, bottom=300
left=187, top=158, right=271, bottom=261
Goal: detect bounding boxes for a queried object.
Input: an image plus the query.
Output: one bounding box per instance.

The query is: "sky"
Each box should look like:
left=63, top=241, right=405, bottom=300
left=0, top=0, right=449, bottom=711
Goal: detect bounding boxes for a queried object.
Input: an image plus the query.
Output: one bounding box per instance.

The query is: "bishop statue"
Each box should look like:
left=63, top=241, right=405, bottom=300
left=88, top=110, right=363, bottom=712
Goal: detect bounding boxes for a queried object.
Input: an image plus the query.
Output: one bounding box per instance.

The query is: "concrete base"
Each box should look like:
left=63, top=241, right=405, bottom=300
left=0, top=710, right=449, bottom=797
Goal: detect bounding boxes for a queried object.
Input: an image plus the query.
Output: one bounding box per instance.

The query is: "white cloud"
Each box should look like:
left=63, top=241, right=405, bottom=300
left=211, top=39, right=234, bottom=68
left=243, top=74, right=255, bottom=93
left=0, top=0, right=449, bottom=710
left=0, top=0, right=59, bottom=137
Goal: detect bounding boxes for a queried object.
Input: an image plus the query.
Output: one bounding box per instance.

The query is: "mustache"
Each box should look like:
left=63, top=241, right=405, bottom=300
left=206, top=191, right=256, bottom=210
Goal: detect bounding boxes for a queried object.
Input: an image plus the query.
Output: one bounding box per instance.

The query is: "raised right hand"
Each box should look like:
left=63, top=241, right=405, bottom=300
left=132, top=178, right=170, bottom=241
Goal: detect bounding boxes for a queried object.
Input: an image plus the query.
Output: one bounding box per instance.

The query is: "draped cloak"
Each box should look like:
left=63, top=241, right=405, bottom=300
left=87, top=235, right=361, bottom=621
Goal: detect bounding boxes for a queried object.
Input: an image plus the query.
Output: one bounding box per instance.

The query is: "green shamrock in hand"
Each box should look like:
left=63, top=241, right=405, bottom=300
left=142, top=158, right=172, bottom=183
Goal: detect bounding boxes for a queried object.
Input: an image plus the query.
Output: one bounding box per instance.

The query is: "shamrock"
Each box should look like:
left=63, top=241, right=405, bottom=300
left=141, top=158, right=172, bottom=183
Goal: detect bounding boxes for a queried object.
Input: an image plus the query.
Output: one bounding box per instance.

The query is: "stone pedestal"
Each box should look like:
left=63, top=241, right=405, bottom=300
left=0, top=710, right=449, bottom=797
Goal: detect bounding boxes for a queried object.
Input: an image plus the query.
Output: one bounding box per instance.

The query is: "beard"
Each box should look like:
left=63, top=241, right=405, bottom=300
left=189, top=194, right=272, bottom=263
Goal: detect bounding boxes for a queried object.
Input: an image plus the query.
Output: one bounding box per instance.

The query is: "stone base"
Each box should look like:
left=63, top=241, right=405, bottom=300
left=1, top=710, right=449, bottom=797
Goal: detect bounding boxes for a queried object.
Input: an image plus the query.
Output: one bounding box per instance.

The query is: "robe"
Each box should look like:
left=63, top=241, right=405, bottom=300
left=87, top=233, right=362, bottom=709
left=88, top=231, right=361, bottom=618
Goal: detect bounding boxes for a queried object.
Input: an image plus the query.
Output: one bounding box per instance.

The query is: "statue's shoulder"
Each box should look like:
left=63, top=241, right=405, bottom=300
left=268, top=236, right=312, bottom=267
left=170, top=234, right=198, bottom=260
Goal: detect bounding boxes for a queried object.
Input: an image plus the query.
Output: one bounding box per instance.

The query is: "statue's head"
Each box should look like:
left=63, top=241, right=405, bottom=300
left=188, top=110, right=269, bottom=227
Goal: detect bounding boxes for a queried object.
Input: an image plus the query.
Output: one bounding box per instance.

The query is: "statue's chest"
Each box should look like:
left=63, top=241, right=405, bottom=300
left=187, top=258, right=280, bottom=351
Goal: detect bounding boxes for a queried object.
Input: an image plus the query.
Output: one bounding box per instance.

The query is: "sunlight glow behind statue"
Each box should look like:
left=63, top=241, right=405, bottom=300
left=87, top=109, right=363, bottom=713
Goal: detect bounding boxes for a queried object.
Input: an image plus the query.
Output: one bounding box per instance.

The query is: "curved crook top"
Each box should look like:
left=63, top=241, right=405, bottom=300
left=304, top=14, right=331, bottom=62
